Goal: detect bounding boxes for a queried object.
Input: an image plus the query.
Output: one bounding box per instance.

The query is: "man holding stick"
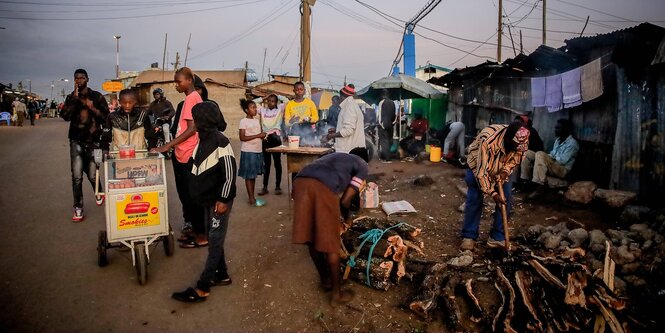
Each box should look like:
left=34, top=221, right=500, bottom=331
left=460, top=122, right=529, bottom=251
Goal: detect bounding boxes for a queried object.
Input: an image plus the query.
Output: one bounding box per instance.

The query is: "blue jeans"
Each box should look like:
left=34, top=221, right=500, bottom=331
left=461, top=169, right=511, bottom=241
left=196, top=201, right=233, bottom=293
left=70, top=140, right=102, bottom=209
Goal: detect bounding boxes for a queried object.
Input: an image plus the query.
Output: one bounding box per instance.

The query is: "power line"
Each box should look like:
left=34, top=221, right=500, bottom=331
left=188, top=0, right=296, bottom=61
left=555, top=0, right=635, bottom=22
left=0, top=0, right=246, bottom=6
left=0, top=0, right=267, bottom=20
left=448, top=31, right=498, bottom=67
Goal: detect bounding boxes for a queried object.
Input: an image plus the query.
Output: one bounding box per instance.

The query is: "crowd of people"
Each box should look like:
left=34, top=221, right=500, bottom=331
left=57, top=66, right=580, bottom=306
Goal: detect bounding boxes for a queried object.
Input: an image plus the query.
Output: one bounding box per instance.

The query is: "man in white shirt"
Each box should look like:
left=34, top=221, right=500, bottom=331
left=327, top=84, right=366, bottom=154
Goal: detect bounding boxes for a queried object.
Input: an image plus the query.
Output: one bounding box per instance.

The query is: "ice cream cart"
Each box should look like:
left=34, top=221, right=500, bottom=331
left=96, top=151, right=174, bottom=285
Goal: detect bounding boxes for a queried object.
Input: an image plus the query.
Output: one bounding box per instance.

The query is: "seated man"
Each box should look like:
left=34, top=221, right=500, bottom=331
left=521, top=119, right=579, bottom=198
left=399, top=110, right=428, bottom=157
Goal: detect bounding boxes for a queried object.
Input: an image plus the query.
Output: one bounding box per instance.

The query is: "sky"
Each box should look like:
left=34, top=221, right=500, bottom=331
left=1, top=0, right=664, bottom=101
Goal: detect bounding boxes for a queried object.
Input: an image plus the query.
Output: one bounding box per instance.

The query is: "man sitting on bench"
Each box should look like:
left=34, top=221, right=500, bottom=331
left=521, top=118, right=579, bottom=199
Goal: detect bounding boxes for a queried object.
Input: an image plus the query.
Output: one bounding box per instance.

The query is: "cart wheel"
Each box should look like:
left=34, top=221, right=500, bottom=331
left=163, top=225, right=175, bottom=257
left=97, top=230, right=108, bottom=267
left=135, top=243, right=148, bottom=285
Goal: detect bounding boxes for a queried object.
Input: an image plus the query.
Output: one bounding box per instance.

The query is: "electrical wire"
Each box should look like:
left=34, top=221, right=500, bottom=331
left=188, top=0, right=296, bottom=62
left=0, top=0, right=268, bottom=20
left=0, top=0, right=246, bottom=6
left=555, top=0, right=635, bottom=22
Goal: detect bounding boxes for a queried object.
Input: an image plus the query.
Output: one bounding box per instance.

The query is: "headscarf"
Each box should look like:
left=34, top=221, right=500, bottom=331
left=191, top=101, right=228, bottom=167
left=504, top=121, right=530, bottom=152
left=340, top=84, right=356, bottom=96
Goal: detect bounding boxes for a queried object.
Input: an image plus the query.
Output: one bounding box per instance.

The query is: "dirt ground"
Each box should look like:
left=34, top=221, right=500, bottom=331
left=308, top=157, right=606, bottom=333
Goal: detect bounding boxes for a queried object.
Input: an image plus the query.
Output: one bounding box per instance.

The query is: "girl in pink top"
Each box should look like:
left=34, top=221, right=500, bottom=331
left=238, top=99, right=267, bottom=206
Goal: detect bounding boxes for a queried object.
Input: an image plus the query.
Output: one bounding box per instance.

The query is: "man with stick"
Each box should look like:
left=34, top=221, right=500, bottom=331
left=460, top=122, right=529, bottom=251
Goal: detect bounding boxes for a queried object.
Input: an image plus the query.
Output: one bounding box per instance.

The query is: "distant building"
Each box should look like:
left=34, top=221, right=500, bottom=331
left=416, top=63, right=451, bottom=90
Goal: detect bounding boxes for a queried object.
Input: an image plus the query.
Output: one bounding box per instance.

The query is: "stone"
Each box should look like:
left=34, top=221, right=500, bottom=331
left=564, top=181, right=598, bottom=205
left=591, top=259, right=604, bottom=272
left=448, top=252, right=473, bottom=267
left=614, top=277, right=627, bottom=295
left=528, top=224, right=546, bottom=237
left=588, top=229, right=608, bottom=245
left=544, top=234, right=563, bottom=249
left=642, top=240, right=654, bottom=250
left=567, top=228, right=589, bottom=247
left=623, top=275, right=647, bottom=288
left=620, top=238, right=629, bottom=246
left=619, top=206, right=651, bottom=225
left=457, top=202, right=465, bottom=213
left=591, top=243, right=606, bottom=254
left=537, top=231, right=553, bottom=246
left=560, top=240, right=571, bottom=248
left=621, top=262, right=641, bottom=275
left=551, top=222, right=569, bottom=235
left=594, top=189, right=638, bottom=208
left=629, top=223, right=649, bottom=233
left=653, top=234, right=664, bottom=244
left=606, top=229, right=625, bottom=242
left=413, top=175, right=434, bottom=186
left=613, top=245, right=636, bottom=265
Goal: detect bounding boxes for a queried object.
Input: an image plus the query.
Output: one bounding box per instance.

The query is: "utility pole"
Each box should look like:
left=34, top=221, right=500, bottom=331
left=261, top=48, right=267, bottom=83
left=520, top=30, right=523, bottom=54
left=299, top=0, right=315, bottom=83
left=162, top=33, right=168, bottom=81
left=172, top=52, right=181, bottom=70
left=497, top=0, right=503, bottom=62
left=114, top=35, right=121, bottom=79
left=184, top=33, right=192, bottom=67
left=542, top=0, right=546, bottom=45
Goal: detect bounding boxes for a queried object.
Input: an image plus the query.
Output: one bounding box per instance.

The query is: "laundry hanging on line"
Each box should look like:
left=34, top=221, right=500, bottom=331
left=529, top=57, right=603, bottom=111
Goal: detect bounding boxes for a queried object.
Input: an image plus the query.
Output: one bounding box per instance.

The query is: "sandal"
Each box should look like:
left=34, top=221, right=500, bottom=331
left=253, top=198, right=266, bottom=207
left=257, top=188, right=269, bottom=196
left=179, top=239, right=208, bottom=248
left=172, top=287, right=207, bottom=303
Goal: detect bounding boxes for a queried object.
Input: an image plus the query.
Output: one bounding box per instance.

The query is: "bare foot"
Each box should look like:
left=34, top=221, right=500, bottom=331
left=330, top=289, right=354, bottom=306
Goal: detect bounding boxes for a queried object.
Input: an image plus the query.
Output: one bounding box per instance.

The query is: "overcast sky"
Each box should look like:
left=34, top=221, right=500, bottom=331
left=1, top=0, right=664, bottom=101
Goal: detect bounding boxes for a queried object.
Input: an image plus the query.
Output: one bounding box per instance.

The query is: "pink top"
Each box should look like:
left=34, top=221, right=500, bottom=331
left=174, top=91, right=203, bottom=163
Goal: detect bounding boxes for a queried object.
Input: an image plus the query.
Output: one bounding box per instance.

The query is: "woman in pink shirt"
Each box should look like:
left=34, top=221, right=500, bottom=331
left=152, top=67, right=206, bottom=248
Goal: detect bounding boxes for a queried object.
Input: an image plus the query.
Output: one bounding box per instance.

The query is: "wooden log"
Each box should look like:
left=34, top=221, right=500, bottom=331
left=590, top=279, right=626, bottom=311
left=495, top=267, right=517, bottom=333
left=407, top=263, right=447, bottom=320
left=342, top=230, right=391, bottom=260
left=460, top=278, right=484, bottom=323
left=387, top=235, right=408, bottom=283
left=527, top=259, right=566, bottom=290
left=564, top=271, right=587, bottom=307
left=593, top=295, right=626, bottom=333
left=441, top=275, right=463, bottom=331
left=493, top=282, right=506, bottom=332
left=515, top=270, right=544, bottom=331
left=345, top=257, right=393, bottom=291
left=349, top=217, right=421, bottom=243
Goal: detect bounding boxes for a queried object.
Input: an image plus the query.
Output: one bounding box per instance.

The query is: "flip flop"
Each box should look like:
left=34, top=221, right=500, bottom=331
left=253, top=198, right=267, bottom=207
left=179, top=240, right=208, bottom=248
left=171, top=287, right=207, bottom=303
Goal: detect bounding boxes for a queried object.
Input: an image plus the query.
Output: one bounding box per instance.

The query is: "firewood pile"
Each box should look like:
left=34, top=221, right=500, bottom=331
left=340, top=217, right=652, bottom=332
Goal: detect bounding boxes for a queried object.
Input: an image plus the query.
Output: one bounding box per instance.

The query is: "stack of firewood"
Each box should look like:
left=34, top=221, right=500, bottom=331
left=408, top=246, right=637, bottom=332
left=340, top=217, right=423, bottom=291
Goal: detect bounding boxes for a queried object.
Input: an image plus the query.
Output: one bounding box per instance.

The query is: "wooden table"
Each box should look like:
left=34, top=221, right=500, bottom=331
left=266, top=146, right=333, bottom=173
left=266, top=146, right=333, bottom=206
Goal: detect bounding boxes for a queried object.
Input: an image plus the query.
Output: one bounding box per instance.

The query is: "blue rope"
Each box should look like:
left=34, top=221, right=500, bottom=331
left=347, top=222, right=409, bottom=286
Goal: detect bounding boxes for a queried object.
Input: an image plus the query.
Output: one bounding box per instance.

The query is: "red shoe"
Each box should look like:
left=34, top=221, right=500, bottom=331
left=95, top=194, right=105, bottom=206
left=72, top=208, right=84, bottom=222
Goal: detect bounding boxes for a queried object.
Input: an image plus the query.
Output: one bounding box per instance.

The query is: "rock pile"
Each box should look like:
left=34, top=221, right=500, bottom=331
left=524, top=208, right=665, bottom=297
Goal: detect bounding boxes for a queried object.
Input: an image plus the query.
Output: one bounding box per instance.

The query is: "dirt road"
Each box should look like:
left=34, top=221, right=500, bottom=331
left=0, top=118, right=604, bottom=332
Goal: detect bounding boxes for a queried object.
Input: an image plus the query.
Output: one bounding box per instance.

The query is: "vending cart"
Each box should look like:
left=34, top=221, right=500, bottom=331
left=97, top=151, right=174, bottom=285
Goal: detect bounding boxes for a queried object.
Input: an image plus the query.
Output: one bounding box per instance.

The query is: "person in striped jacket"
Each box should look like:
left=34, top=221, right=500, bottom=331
left=172, top=101, right=237, bottom=303
left=460, top=122, right=530, bottom=251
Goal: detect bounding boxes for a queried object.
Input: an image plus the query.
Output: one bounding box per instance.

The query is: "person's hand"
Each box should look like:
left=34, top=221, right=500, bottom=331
left=492, top=192, right=506, bottom=206
left=73, top=83, right=79, bottom=98
left=497, top=170, right=509, bottom=184
left=327, top=133, right=336, bottom=141
left=154, top=127, right=160, bottom=133
left=84, top=99, right=94, bottom=110
left=214, top=201, right=228, bottom=215
left=290, top=115, right=300, bottom=125
left=258, top=132, right=267, bottom=139
left=150, top=146, right=167, bottom=153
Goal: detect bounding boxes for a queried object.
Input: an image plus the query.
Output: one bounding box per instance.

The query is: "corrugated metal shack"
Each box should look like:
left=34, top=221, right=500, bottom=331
left=429, top=23, right=665, bottom=201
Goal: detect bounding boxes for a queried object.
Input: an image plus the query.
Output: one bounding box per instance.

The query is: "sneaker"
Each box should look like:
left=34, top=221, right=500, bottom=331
left=380, top=159, right=393, bottom=164
left=460, top=238, right=475, bottom=251
left=72, top=208, right=84, bottom=222
left=274, top=188, right=283, bottom=195
left=486, top=237, right=505, bottom=249
left=181, top=221, right=193, bottom=233
left=95, top=194, right=105, bottom=206
left=458, top=157, right=467, bottom=166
